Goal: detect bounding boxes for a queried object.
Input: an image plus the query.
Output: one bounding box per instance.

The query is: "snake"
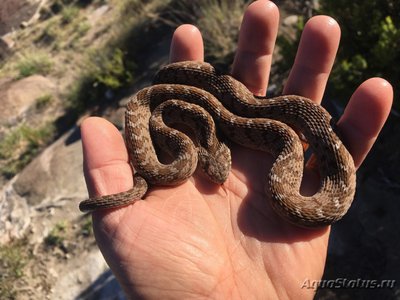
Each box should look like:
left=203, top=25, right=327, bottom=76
left=79, top=61, right=356, bottom=228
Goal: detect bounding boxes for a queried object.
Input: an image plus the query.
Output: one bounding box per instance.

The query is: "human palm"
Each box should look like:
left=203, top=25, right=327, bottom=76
left=82, top=1, right=392, bottom=299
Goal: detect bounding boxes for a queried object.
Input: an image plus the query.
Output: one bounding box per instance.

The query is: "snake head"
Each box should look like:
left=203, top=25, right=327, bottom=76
left=198, top=145, right=231, bottom=184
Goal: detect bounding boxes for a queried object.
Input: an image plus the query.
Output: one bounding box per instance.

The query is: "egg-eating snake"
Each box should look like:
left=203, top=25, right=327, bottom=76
left=79, top=61, right=356, bottom=228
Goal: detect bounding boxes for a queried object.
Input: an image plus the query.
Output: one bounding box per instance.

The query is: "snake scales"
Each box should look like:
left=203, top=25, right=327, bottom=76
left=79, top=61, right=356, bottom=228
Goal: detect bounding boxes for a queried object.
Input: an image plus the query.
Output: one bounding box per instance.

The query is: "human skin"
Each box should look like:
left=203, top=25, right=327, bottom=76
left=81, top=1, right=393, bottom=299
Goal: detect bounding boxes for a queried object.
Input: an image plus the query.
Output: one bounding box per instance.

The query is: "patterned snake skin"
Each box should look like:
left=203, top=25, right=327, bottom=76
left=79, top=61, right=356, bottom=228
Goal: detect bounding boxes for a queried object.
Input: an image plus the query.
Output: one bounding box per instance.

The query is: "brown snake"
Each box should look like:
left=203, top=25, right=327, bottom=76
left=79, top=61, right=356, bottom=228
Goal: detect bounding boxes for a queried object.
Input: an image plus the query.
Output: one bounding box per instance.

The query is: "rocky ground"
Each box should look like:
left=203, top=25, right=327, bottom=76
left=0, top=0, right=45, bottom=35
left=1, top=124, right=127, bottom=299
left=0, top=1, right=399, bottom=299
left=0, top=1, right=132, bottom=298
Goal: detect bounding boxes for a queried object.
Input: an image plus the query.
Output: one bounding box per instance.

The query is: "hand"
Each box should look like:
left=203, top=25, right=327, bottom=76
left=81, top=1, right=393, bottom=298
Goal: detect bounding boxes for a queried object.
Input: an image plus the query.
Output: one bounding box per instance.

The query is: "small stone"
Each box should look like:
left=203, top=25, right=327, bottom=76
left=20, top=21, right=29, bottom=28
left=283, top=15, right=299, bottom=27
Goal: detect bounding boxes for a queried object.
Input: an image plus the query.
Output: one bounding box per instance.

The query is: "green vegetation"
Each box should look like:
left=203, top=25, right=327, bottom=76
left=73, top=20, right=91, bottom=38
left=278, top=0, right=399, bottom=105
left=67, top=0, right=251, bottom=111
left=198, top=0, right=249, bottom=66
left=89, top=48, right=133, bottom=90
left=0, top=239, right=30, bottom=299
left=0, top=124, right=55, bottom=178
left=61, top=5, right=80, bottom=24
left=165, top=0, right=251, bottom=70
left=40, top=19, right=60, bottom=45
left=35, top=94, right=54, bottom=110
left=15, top=51, right=53, bottom=79
left=320, top=0, right=399, bottom=104
left=36, top=0, right=91, bottom=50
left=80, top=215, right=93, bottom=237
left=44, top=221, right=68, bottom=248
left=64, top=0, right=157, bottom=111
left=0, top=0, right=256, bottom=182
left=67, top=48, right=134, bottom=111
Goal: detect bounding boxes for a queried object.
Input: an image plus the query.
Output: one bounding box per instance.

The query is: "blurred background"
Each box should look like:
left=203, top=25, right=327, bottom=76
left=0, top=0, right=398, bottom=299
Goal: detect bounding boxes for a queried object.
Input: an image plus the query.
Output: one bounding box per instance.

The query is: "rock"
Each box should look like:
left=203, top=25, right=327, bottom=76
left=0, top=177, right=31, bottom=244
left=0, top=0, right=45, bottom=35
left=0, top=124, right=124, bottom=298
left=20, top=21, right=29, bottom=28
left=0, top=32, right=15, bottom=60
left=0, top=126, right=87, bottom=243
left=0, top=75, right=55, bottom=126
left=13, top=126, right=86, bottom=206
left=50, top=250, right=121, bottom=300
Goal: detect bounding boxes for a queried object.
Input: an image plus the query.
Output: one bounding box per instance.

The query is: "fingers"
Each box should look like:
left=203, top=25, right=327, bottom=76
left=279, top=15, right=392, bottom=168
left=232, top=0, right=279, bottom=96
left=170, top=3, right=339, bottom=104
left=283, top=16, right=341, bottom=103
left=170, top=24, right=204, bottom=62
left=81, top=117, right=133, bottom=198
left=336, top=78, right=393, bottom=168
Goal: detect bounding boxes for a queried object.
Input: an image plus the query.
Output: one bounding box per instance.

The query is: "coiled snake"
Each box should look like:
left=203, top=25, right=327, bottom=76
left=79, top=61, right=356, bottom=228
